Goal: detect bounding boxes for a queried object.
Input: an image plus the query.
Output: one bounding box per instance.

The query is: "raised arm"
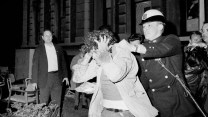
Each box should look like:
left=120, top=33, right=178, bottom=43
left=72, top=53, right=98, bottom=83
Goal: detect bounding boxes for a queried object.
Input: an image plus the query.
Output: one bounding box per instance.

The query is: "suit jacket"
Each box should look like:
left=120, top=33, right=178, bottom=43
left=32, top=43, right=68, bottom=88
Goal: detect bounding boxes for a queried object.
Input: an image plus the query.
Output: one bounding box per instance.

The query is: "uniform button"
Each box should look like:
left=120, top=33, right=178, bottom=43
left=167, top=85, right=170, bottom=88
left=141, top=58, right=145, bottom=61
left=149, top=79, right=152, bottom=82
left=165, top=75, right=168, bottom=79
left=152, top=89, right=155, bottom=92
left=152, top=47, right=155, bottom=49
left=145, top=69, right=148, bottom=72
left=149, top=46, right=152, bottom=49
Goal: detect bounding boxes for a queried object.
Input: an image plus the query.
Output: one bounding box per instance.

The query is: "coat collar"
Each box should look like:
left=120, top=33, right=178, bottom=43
left=147, top=36, right=163, bottom=43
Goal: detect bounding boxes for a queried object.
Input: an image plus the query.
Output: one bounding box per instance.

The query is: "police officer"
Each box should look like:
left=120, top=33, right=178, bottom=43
left=121, top=9, right=197, bottom=117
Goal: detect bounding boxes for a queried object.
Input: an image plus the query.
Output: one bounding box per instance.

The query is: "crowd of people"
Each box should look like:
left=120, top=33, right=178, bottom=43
left=30, top=9, right=208, bottom=117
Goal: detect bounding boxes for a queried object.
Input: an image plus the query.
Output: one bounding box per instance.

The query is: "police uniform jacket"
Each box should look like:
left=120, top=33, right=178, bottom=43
left=138, top=34, right=196, bottom=117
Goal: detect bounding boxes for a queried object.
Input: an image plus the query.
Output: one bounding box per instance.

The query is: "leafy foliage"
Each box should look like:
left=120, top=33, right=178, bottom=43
left=1, top=102, right=59, bottom=117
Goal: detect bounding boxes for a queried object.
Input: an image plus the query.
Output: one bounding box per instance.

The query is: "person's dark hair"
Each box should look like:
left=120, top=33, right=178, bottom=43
left=98, top=25, right=120, bottom=42
left=189, top=31, right=202, bottom=39
left=82, top=30, right=117, bottom=53
left=128, top=33, right=144, bottom=43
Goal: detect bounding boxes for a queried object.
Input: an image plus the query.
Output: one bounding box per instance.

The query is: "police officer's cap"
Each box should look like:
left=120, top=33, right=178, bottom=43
left=140, top=9, right=166, bottom=25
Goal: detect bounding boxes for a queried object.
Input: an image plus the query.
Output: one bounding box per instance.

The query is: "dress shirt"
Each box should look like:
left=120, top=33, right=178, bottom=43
left=44, top=43, right=58, bottom=72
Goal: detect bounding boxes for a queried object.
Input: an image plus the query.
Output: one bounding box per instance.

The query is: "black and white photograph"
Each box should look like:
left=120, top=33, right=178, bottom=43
left=0, top=0, right=208, bottom=117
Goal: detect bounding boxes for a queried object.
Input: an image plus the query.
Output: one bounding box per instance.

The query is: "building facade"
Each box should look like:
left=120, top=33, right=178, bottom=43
left=21, top=0, right=208, bottom=54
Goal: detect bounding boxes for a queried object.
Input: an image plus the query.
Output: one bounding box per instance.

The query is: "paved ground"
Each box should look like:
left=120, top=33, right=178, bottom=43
left=61, top=96, right=88, bottom=117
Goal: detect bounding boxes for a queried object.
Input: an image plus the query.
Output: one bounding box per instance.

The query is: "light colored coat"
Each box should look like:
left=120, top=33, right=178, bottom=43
left=72, top=43, right=158, bottom=117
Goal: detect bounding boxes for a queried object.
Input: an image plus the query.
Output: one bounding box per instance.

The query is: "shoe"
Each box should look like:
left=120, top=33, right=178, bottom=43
left=74, top=105, right=78, bottom=110
left=82, top=105, right=88, bottom=109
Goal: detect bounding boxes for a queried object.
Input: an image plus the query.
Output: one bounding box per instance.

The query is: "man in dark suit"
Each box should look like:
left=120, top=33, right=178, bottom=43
left=121, top=9, right=197, bottom=117
left=31, top=30, right=69, bottom=107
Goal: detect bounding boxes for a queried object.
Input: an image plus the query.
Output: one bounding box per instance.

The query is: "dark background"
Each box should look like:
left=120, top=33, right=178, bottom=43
left=0, top=1, right=23, bottom=67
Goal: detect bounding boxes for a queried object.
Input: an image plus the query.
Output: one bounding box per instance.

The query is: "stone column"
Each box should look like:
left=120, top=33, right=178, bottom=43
left=22, top=0, right=28, bottom=47
left=84, top=0, right=90, bottom=35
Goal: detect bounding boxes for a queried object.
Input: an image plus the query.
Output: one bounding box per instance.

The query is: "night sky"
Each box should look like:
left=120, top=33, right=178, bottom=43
left=0, top=1, right=23, bottom=67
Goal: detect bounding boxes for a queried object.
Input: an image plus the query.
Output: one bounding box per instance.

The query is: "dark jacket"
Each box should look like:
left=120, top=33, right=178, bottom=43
left=31, top=43, right=68, bottom=88
left=138, top=34, right=196, bottom=117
